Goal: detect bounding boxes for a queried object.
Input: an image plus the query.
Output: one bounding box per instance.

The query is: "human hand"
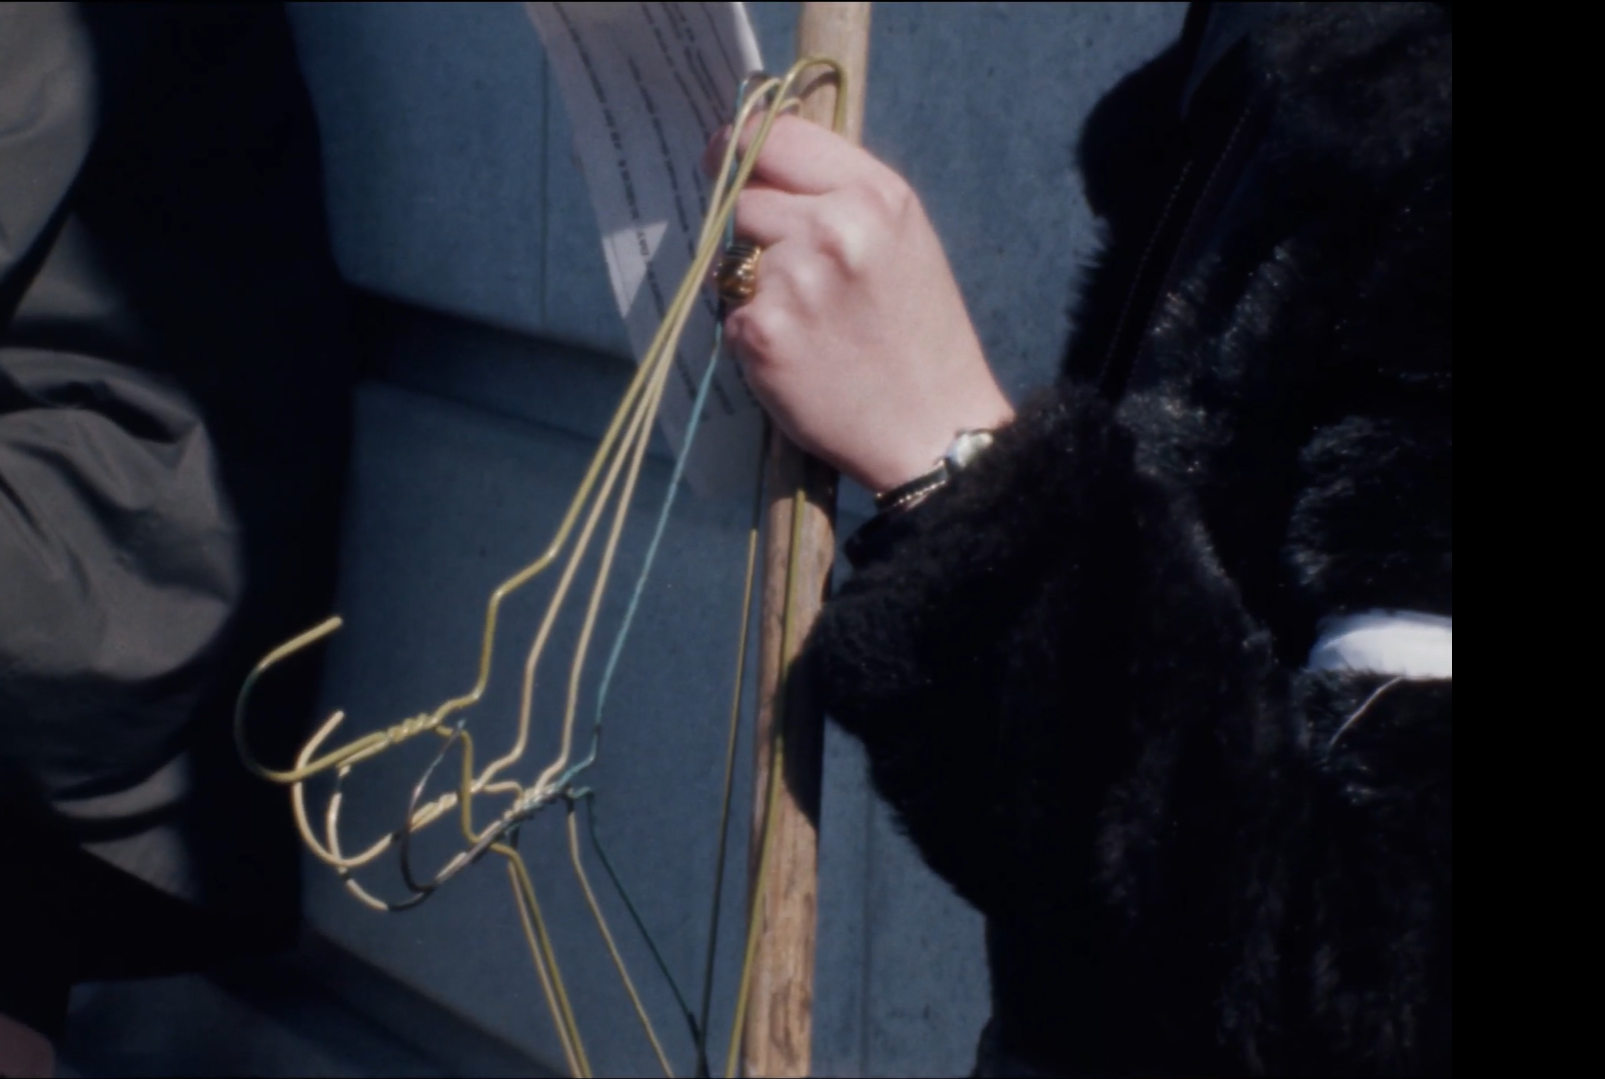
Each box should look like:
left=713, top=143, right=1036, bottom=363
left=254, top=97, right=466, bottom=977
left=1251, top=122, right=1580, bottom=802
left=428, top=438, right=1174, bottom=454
left=706, top=115, right=1014, bottom=495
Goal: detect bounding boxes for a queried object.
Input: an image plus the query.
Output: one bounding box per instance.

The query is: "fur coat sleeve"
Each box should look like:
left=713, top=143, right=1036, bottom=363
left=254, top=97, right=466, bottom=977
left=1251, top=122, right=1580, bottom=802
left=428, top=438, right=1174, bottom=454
left=809, top=4, right=1451, bottom=1074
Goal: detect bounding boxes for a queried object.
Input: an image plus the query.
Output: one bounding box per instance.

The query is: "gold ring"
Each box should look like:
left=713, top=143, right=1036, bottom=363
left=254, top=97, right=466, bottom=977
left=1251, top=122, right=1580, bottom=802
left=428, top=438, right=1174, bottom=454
left=715, top=240, right=763, bottom=307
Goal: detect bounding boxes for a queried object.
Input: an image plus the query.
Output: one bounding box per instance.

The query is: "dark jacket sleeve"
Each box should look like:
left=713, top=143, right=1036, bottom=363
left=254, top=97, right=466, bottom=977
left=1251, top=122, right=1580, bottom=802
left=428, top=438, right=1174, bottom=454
left=1, top=349, right=241, bottom=803
left=812, top=385, right=1139, bottom=918
left=814, top=314, right=1452, bottom=1078
left=1, top=3, right=242, bottom=806
left=810, top=5, right=1451, bottom=1073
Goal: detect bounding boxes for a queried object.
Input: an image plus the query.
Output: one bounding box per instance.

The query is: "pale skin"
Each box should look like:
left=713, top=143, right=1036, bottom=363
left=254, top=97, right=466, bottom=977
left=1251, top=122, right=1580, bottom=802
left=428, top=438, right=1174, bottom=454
left=706, top=115, right=1015, bottom=496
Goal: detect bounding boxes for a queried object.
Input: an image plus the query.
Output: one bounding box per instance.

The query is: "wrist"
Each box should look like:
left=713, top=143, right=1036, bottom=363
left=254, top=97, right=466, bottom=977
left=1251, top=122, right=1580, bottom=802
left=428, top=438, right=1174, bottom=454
left=844, top=423, right=1003, bottom=568
left=865, top=397, right=1013, bottom=498
left=871, top=425, right=1001, bottom=512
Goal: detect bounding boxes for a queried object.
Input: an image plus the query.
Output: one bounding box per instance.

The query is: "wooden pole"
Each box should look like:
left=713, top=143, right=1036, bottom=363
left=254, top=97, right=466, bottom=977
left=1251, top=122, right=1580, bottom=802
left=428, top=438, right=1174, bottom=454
left=743, top=6, right=871, bottom=1076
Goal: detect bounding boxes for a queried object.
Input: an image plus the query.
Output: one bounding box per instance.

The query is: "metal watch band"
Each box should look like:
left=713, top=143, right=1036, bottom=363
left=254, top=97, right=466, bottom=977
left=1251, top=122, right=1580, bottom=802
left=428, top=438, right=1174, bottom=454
left=872, top=467, right=949, bottom=513
left=870, top=429, right=996, bottom=513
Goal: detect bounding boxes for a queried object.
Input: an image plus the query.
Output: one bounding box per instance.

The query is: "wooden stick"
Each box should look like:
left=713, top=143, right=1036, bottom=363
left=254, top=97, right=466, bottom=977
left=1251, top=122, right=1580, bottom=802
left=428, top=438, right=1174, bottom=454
left=743, top=5, right=872, bottom=1076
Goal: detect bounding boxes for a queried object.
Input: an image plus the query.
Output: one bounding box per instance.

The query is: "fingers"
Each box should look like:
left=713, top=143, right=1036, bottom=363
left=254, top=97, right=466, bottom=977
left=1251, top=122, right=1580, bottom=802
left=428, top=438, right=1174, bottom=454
left=729, top=185, right=809, bottom=247
left=703, top=113, right=885, bottom=195
left=721, top=242, right=804, bottom=360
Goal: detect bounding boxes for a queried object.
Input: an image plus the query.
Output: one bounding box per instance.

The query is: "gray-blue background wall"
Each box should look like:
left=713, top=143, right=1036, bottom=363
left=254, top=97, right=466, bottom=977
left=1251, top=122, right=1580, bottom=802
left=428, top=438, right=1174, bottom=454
left=64, top=4, right=1186, bottom=1076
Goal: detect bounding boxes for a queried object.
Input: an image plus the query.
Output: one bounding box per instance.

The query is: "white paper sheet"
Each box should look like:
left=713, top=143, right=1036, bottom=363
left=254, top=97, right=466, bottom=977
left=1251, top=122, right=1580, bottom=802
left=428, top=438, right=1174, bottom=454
left=525, top=2, right=767, bottom=497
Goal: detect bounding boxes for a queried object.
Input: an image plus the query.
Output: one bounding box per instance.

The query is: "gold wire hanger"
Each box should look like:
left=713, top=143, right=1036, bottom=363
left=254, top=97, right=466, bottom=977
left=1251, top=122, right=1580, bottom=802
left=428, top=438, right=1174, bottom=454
left=235, top=58, right=850, bottom=1078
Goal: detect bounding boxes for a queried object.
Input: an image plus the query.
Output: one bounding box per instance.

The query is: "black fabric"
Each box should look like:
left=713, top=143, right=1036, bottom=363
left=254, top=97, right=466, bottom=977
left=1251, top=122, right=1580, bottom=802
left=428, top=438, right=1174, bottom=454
left=0, top=811, right=246, bottom=1042
left=1, top=1, right=355, bottom=996
left=811, top=4, right=1451, bottom=1075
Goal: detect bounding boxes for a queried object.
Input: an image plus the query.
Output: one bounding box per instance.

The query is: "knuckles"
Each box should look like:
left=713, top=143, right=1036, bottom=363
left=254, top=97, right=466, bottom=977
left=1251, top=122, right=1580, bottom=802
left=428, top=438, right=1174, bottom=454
left=807, top=173, right=916, bottom=276
left=864, top=167, right=918, bottom=221
left=726, top=304, right=787, bottom=369
left=811, top=212, right=864, bottom=274
left=723, top=150, right=923, bottom=371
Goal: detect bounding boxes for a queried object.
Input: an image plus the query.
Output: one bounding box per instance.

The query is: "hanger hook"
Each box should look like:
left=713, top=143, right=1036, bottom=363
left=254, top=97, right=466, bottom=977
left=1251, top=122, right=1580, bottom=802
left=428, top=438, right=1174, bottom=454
left=235, top=614, right=442, bottom=784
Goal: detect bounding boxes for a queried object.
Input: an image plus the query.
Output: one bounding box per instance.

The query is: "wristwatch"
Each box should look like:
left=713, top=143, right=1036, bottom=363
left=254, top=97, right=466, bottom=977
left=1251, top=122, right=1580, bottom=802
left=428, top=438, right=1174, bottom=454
left=873, top=429, right=997, bottom=513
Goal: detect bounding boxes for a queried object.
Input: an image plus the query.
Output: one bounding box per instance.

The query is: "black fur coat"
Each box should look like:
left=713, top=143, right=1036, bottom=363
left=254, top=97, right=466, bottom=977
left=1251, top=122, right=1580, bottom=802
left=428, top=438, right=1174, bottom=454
left=810, top=4, right=1451, bottom=1075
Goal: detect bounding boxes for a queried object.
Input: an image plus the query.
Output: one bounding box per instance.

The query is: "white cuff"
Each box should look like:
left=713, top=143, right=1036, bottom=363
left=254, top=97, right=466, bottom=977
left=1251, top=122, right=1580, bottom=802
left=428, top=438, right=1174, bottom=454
left=1307, top=610, right=1452, bottom=680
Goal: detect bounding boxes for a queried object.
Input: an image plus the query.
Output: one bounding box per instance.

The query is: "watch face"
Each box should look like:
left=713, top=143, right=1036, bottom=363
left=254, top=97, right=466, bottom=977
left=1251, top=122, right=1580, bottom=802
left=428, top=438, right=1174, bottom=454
left=947, top=430, right=995, bottom=470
